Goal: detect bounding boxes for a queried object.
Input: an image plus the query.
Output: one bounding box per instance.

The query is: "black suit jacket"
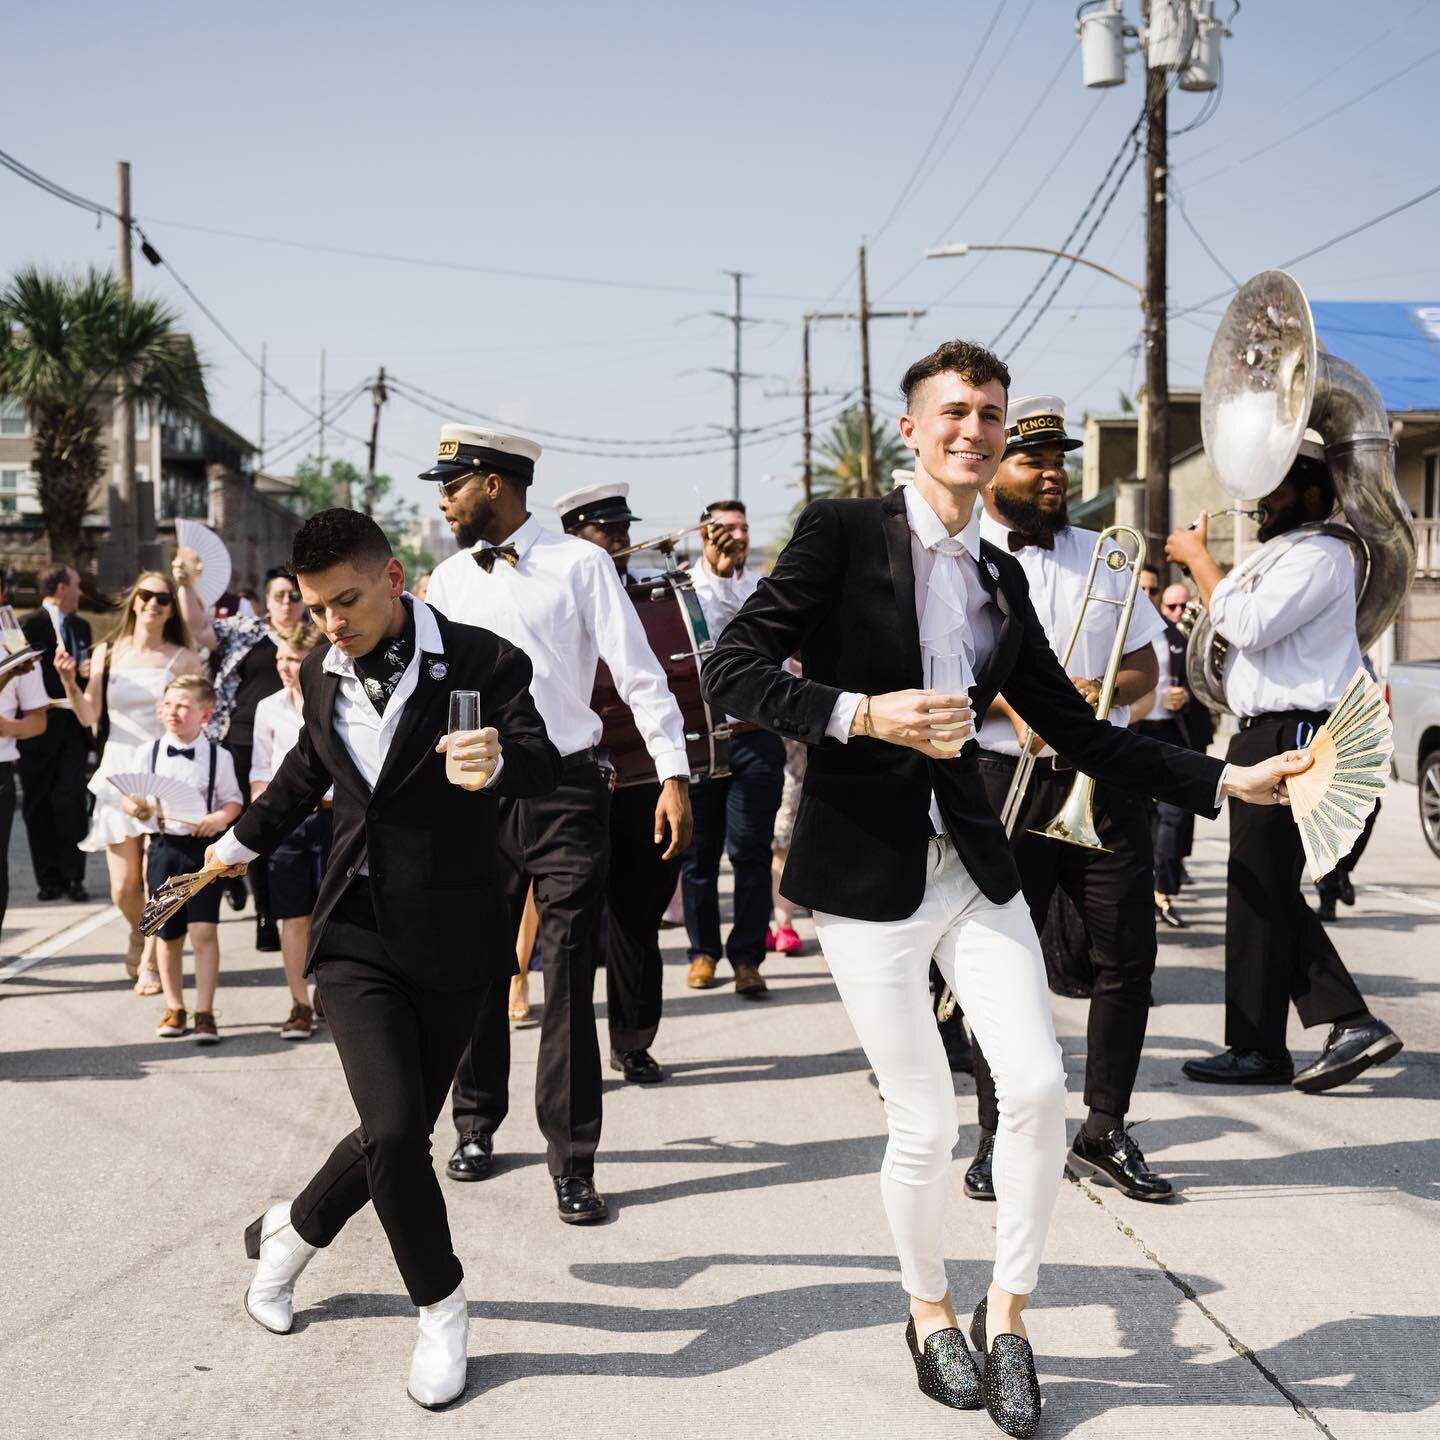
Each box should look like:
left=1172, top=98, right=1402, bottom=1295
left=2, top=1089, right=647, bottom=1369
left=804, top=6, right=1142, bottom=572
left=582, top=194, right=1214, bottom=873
left=701, top=489, right=1225, bottom=922
left=234, top=608, right=561, bottom=988
left=18, top=606, right=91, bottom=756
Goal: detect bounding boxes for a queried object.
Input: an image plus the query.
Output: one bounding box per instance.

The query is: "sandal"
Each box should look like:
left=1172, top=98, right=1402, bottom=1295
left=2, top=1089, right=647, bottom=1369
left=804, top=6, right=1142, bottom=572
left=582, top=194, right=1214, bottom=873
left=134, top=963, right=163, bottom=997
left=508, top=969, right=532, bottom=1024
left=124, top=933, right=143, bottom=980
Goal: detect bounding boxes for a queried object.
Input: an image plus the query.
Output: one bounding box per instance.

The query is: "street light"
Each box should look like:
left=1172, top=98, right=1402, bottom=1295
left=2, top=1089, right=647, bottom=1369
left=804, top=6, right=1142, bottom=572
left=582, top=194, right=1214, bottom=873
left=924, top=243, right=1144, bottom=304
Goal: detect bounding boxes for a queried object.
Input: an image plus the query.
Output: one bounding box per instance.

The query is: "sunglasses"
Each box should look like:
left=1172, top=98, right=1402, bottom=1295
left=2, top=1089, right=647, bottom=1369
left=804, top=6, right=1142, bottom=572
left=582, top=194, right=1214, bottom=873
left=270, top=590, right=303, bottom=603
left=136, top=588, right=174, bottom=607
left=437, top=475, right=473, bottom=499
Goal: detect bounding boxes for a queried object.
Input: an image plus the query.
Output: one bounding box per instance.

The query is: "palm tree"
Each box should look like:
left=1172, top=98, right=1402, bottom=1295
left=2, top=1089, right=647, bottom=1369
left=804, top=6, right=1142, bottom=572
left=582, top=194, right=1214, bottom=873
left=812, top=405, right=912, bottom=501
left=0, top=266, right=205, bottom=568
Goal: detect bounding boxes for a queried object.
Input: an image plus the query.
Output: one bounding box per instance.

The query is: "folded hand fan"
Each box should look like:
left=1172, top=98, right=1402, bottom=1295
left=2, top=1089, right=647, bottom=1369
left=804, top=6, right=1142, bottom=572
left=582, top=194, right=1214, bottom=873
left=108, top=772, right=207, bottom=831
left=175, top=519, right=233, bottom=608
left=140, top=868, right=223, bottom=937
left=1287, top=667, right=1392, bottom=882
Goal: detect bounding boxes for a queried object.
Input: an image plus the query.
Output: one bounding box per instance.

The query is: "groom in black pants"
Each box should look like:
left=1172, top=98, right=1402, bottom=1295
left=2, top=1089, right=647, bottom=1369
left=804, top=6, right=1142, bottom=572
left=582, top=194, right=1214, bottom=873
left=206, top=509, right=559, bottom=1409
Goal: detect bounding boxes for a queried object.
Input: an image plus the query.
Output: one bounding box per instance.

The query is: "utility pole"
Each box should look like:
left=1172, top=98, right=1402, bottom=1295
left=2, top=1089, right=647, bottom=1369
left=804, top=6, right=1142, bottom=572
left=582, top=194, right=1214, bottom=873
left=258, top=342, right=267, bottom=472
left=805, top=302, right=927, bottom=501
left=1143, top=12, right=1171, bottom=554
left=707, top=272, right=760, bottom=502
left=857, top=244, right=877, bottom=497
left=365, top=367, right=388, bottom=516
left=802, top=317, right=813, bottom=505
left=102, top=160, right=138, bottom=588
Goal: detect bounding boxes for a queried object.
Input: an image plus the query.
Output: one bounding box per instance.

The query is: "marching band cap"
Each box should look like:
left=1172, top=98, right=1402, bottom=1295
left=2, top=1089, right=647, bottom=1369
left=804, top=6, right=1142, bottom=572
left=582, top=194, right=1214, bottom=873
left=418, top=424, right=542, bottom=486
left=552, top=481, right=641, bottom=530
left=1003, top=394, right=1083, bottom=455
left=1298, top=427, right=1325, bottom=463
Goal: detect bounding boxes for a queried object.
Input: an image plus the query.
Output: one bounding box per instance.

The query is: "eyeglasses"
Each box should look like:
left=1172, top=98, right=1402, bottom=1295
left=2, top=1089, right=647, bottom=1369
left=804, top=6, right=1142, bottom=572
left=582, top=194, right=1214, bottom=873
left=136, top=589, right=174, bottom=607
left=437, top=475, right=473, bottom=499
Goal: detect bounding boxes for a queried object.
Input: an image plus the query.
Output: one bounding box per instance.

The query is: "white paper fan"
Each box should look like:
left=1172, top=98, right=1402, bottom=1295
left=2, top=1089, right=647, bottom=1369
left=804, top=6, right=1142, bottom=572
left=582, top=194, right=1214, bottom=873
left=108, top=772, right=208, bottom=831
left=174, top=519, right=233, bottom=608
left=1287, top=667, right=1392, bottom=882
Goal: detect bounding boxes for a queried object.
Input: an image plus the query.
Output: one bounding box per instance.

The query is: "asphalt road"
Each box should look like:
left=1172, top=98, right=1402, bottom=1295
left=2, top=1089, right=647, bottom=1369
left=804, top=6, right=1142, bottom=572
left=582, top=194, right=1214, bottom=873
left=1, top=781, right=1436, bottom=1439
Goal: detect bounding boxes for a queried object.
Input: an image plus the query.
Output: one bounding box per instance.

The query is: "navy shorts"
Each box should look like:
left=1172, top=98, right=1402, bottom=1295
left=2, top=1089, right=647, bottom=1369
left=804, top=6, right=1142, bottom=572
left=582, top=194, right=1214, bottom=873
left=146, top=834, right=222, bottom=939
left=268, top=809, right=334, bottom=921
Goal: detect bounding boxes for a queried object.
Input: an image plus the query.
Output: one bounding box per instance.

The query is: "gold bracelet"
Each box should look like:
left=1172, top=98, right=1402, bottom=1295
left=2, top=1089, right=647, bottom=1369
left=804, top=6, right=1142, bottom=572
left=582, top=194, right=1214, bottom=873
left=862, top=694, right=874, bottom=737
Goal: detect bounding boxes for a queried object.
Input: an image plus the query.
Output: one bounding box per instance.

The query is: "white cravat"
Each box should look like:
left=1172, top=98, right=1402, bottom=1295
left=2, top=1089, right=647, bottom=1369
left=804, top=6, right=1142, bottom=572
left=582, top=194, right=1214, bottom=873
left=919, top=534, right=977, bottom=696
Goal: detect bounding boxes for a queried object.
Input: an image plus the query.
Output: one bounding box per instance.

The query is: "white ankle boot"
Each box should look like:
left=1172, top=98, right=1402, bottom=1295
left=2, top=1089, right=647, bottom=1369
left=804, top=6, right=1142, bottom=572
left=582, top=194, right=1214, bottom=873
left=243, top=1201, right=317, bottom=1334
left=407, top=1282, right=469, bottom=1409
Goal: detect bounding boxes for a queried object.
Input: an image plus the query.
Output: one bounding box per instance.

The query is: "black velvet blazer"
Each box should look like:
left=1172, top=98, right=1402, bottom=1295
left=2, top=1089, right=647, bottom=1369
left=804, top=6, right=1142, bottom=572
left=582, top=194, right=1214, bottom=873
left=701, top=488, right=1224, bottom=922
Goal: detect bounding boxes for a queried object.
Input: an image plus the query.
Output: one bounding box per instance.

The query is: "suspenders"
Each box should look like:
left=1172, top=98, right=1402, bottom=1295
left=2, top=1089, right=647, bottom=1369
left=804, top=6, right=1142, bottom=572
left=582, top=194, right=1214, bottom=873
left=151, top=738, right=218, bottom=815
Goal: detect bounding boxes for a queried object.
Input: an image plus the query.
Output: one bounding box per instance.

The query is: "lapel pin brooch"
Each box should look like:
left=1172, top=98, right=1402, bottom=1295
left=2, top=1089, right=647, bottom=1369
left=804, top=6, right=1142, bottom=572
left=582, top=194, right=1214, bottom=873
left=986, top=560, right=1000, bottom=581
left=428, top=661, right=448, bottom=681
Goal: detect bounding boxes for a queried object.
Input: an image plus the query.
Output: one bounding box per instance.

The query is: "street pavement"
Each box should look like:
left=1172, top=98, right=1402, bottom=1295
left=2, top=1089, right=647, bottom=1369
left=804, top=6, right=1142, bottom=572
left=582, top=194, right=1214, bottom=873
left=1, top=782, right=1437, bottom=1439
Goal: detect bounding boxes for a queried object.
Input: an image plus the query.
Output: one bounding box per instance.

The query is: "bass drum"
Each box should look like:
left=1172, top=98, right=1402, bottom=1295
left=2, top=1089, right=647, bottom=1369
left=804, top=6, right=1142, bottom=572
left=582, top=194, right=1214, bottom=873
left=591, top=569, right=731, bottom=788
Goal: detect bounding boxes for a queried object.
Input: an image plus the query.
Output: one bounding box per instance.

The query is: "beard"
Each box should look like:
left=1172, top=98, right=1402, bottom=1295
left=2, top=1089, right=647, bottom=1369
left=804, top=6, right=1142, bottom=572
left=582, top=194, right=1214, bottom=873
left=1257, top=495, right=1307, bottom=543
left=991, top=484, right=1068, bottom=537
left=450, top=496, right=495, bottom=550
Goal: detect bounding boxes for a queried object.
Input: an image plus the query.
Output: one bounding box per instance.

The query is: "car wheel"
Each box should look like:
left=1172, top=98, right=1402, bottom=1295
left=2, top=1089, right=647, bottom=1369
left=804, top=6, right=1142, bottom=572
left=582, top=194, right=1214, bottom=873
left=1421, top=748, right=1440, bottom=861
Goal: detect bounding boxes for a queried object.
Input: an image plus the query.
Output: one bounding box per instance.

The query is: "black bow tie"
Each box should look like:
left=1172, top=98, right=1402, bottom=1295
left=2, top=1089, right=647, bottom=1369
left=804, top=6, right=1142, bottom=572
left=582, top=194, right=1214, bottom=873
left=167, top=744, right=195, bottom=760
left=474, top=544, right=520, bottom=573
left=1006, top=530, right=1054, bottom=552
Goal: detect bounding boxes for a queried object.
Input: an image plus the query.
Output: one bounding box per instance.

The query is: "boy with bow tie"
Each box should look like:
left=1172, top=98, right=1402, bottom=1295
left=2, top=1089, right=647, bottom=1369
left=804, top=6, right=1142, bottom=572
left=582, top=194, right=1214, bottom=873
left=122, top=674, right=243, bottom=1042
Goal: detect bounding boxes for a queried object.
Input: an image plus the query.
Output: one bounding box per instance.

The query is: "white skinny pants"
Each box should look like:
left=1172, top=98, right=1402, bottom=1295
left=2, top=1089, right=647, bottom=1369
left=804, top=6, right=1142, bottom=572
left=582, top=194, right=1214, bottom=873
left=814, top=835, right=1067, bottom=1300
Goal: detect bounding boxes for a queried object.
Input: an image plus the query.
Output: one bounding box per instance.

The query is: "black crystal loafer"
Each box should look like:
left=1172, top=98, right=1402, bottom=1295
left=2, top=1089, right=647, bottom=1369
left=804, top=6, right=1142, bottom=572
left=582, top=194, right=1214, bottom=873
left=445, top=1131, right=493, bottom=1182
left=1068, top=1126, right=1174, bottom=1202
left=610, top=1048, right=665, bottom=1084
left=554, top=1175, right=609, bottom=1224
left=964, top=1132, right=996, bottom=1202
left=904, top=1316, right=981, bottom=1410
left=970, top=1297, right=1041, bottom=1439
left=1292, top=1020, right=1402, bottom=1094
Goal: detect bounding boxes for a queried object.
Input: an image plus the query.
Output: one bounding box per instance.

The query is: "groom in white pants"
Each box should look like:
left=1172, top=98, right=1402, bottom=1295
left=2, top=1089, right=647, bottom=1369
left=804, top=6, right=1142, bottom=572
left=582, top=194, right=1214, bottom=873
left=700, top=338, right=1308, bottom=1436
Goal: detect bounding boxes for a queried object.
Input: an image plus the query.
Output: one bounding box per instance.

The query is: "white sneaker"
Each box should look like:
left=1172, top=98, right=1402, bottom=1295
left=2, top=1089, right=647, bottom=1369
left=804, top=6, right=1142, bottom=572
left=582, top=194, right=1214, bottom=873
left=407, top=1282, right=468, bottom=1409
left=243, top=1201, right=317, bottom=1334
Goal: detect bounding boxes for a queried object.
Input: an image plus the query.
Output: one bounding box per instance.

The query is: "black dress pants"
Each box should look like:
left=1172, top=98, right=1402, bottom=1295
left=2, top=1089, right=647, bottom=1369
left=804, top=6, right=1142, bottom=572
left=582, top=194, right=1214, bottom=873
left=973, top=752, right=1158, bottom=1131
left=18, top=715, right=89, bottom=891
left=1223, top=718, right=1367, bottom=1054
left=0, top=762, right=16, bottom=934
left=1316, top=798, right=1381, bottom=903
left=605, top=781, right=681, bottom=1053
left=291, top=896, right=484, bottom=1307
left=450, top=763, right=611, bottom=1176
left=227, top=742, right=272, bottom=924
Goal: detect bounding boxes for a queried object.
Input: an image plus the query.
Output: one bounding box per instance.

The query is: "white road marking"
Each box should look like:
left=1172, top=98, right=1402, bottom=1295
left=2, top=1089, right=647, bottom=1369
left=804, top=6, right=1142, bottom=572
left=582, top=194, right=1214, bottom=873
left=0, top=905, right=122, bottom=982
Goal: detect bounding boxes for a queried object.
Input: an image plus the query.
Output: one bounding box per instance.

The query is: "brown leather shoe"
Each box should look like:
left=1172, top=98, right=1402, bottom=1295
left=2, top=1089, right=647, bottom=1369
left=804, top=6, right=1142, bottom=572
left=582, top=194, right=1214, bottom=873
left=733, top=964, right=769, bottom=998
left=687, top=956, right=718, bottom=989
left=280, top=1003, right=314, bottom=1040
left=192, top=1011, right=220, bottom=1045
left=156, top=1007, right=187, bottom=1038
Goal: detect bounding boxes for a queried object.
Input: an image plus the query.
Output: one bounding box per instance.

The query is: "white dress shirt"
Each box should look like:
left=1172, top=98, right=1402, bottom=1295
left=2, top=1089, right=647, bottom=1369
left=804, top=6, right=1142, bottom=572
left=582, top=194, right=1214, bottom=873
left=0, top=663, right=50, bottom=764
left=1209, top=531, right=1361, bottom=717
left=132, top=732, right=242, bottom=836
left=689, top=554, right=760, bottom=640
left=975, top=514, right=1166, bottom=757
left=251, top=684, right=335, bottom=801
left=426, top=514, right=689, bottom=781
left=213, top=598, right=489, bottom=868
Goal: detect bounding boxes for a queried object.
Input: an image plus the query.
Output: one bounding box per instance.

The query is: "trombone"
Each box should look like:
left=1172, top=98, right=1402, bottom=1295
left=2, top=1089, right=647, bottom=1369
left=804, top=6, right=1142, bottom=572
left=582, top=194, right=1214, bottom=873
left=936, top=524, right=1147, bottom=1024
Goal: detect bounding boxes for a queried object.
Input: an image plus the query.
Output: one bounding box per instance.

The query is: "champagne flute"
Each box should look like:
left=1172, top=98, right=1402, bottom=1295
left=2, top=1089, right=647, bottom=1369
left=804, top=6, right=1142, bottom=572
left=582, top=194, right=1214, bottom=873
left=925, top=654, right=969, bottom=754
left=0, top=604, right=26, bottom=656
left=446, top=690, right=483, bottom=786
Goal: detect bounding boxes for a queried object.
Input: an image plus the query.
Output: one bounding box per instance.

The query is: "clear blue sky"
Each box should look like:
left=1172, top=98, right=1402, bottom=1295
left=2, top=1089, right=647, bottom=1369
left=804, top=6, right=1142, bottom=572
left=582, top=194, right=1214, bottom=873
left=5, top=0, right=1438, bottom=545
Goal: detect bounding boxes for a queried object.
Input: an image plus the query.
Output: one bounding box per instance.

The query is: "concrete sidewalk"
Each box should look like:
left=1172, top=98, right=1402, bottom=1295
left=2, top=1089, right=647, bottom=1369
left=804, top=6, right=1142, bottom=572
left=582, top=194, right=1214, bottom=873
left=1, top=789, right=1436, bottom=1439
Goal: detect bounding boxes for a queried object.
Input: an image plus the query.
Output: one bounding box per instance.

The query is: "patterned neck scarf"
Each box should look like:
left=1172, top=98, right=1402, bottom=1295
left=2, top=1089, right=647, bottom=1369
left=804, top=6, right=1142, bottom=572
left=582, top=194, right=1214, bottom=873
left=353, top=600, right=416, bottom=715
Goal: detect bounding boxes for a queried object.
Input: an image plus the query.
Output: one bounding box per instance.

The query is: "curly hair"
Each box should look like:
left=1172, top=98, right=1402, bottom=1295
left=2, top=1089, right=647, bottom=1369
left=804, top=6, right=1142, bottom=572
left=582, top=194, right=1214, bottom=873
left=900, top=340, right=1011, bottom=409
left=290, top=508, right=392, bottom=576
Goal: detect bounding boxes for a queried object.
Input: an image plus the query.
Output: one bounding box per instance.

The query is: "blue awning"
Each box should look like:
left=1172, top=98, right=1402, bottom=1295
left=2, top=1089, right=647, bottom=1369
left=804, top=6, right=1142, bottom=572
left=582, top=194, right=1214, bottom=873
left=1310, top=302, right=1440, bottom=413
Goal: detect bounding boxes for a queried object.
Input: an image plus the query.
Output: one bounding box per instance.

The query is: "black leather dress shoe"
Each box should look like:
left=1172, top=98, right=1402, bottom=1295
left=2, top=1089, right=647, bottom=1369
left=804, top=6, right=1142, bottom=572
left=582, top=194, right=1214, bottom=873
left=1337, top=872, right=1356, bottom=906
left=65, top=882, right=90, bottom=903
left=35, top=885, right=64, bottom=902
left=1182, top=1048, right=1294, bottom=1085
left=445, top=1131, right=493, bottom=1182
left=905, top=1316, right=981, bottom=1410
left=554, top=1175, right=608, bottom=1224
left=1292, top=1020, right=1402, bottom=1094
left=1069, top=1126, right=1174, bottom=1202
left=255, top=917, right=281, bottom=952
left=969, top=1297, right=1041, bottom=1439
left=1155, top=896, right=1186, bottom=929
left=1316, top=895, right=1338, bottom=922
left=610, top=1048, right=665, bottom=1084
left=963, top=1132, right=996, bottom=1202
left=225, top=876, right=248, bottom=912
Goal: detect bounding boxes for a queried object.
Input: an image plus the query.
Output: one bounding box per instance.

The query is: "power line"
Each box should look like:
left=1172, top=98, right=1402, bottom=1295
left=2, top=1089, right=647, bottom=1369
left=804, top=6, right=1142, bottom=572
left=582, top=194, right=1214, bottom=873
left=1169, top=177, right=1239, bottom=288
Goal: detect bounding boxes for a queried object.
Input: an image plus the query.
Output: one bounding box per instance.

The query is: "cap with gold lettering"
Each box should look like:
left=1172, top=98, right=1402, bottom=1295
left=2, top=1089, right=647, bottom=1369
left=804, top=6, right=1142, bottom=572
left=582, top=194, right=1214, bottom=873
left=1003, top=394, right=1082, bottom=455
left=418, top=424, right=542, bottom=486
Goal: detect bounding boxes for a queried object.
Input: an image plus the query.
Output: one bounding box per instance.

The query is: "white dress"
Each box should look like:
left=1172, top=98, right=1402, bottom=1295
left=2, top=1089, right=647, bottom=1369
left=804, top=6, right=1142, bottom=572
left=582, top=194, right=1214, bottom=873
left=81, top=653, right=183, bottom=851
